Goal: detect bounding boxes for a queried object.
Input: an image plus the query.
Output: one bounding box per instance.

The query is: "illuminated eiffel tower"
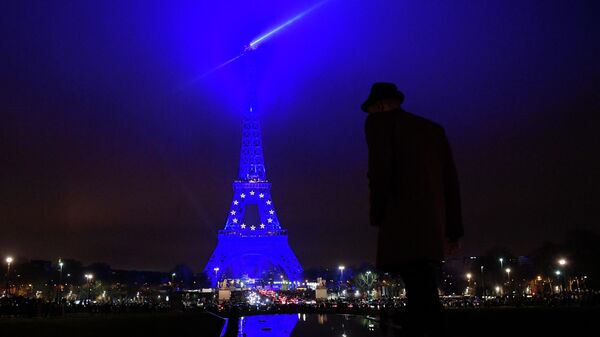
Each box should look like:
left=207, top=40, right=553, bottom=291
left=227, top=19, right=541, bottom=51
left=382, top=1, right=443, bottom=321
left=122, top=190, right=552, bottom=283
left=203, top=67, right=303, bottom=286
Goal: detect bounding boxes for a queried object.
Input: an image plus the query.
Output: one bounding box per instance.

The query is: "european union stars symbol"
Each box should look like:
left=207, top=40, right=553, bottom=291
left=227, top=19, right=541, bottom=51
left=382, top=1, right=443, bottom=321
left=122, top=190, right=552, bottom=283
left=228, top=191, right=278, bottom=231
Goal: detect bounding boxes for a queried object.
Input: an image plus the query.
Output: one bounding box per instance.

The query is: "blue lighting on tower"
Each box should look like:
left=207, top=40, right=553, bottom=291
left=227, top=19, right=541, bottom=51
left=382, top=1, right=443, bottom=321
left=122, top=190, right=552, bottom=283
left=202, top=93, right=303, bottom=284
left=202, top=1, right=332, bottom=287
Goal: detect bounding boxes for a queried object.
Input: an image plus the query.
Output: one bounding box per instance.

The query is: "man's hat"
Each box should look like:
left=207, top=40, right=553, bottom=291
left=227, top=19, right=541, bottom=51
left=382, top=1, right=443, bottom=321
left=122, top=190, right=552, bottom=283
left=361, top=82, right=405, bottom=112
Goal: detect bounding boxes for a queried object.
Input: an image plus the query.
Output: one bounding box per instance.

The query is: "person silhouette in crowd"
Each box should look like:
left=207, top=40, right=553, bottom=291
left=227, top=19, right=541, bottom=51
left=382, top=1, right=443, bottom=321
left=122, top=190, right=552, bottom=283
left=363, top=82, right=463, bottom=336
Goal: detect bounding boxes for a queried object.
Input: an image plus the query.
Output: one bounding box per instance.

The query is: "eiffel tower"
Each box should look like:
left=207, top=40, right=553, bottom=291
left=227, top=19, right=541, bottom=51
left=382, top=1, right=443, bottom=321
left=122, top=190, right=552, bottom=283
left=203, top=64, right=303, bottom=286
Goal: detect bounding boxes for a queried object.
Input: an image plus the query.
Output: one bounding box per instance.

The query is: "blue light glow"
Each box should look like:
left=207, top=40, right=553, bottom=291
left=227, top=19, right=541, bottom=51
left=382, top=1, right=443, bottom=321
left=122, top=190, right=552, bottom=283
left=199, top=53, right=244, bottom=79
left=248, top=0, right=329, bottom=49
left=199, top=0, right=329, bottom=79
left=204, top=22, right=304, bottom=282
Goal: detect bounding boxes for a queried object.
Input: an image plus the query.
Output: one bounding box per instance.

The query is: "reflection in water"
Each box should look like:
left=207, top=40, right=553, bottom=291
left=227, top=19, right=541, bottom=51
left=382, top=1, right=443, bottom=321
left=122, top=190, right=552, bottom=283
left=238, top=314, right=299, bottom=337
left=237, top=314, right=381, bottom=337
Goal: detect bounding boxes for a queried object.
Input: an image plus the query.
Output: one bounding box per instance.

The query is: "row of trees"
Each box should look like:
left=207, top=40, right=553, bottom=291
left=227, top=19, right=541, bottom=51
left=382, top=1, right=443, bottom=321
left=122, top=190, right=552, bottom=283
left=303, top=229, right=600, bottom=297
left=2, top=260, right=212, bottom=300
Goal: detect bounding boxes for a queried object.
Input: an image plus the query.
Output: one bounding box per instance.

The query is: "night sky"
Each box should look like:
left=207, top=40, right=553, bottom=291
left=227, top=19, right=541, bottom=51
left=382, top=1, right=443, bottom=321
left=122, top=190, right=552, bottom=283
left=1, top=0, right=599, bottom=272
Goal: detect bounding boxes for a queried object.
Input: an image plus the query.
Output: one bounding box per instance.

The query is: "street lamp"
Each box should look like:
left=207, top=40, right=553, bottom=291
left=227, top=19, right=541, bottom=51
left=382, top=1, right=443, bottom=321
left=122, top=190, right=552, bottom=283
left=480, top=266, right=485, bottom=296
left=338, top=265, right=345, bottom=294
left=558, top=258, right=569, bottom=291
left=58, top=259, right=64, bottom=301
left=499, top=258, right=504, bottom=271
left=505, top=268, right=511, bottom=281
left=466, top=273, right=473, bottom=296
left=554, top=270, right=562, bottom=292
left=5, top=257, right=12, bottom=275
left=213, top=267, right=220, bottom=288
left=5, top=256, right=13, bottom=296
left=84, top=273, right=94, bottom=304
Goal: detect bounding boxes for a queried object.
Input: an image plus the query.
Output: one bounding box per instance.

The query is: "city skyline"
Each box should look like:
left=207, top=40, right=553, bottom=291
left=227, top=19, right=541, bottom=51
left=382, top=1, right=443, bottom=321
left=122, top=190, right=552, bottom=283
left=1, top=0, right=599, bottom=271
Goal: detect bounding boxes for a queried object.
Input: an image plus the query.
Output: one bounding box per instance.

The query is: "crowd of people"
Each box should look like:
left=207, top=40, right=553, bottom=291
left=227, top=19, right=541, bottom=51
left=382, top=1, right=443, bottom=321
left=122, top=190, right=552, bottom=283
left=0, top=297, right=171, bottom=318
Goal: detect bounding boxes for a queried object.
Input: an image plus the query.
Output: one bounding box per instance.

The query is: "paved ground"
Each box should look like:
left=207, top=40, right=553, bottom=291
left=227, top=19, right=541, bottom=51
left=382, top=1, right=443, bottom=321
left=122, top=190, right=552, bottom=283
left=0, top=307, right=597, bottom=336
left=0, top=312, right=225, bottom=337
left=382, top=307, right=599, bottom=336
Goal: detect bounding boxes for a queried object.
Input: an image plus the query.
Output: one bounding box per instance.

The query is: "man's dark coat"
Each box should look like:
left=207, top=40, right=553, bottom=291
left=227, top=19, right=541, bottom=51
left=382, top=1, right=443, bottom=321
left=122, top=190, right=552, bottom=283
left=365, top=109, right=463, bottom=267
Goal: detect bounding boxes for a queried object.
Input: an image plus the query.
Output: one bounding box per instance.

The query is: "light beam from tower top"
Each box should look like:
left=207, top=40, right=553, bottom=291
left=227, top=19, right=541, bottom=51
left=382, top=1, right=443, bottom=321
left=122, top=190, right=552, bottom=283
left=198, top=1, right=329, bottom=81
left=244, top=0, right=329, bottom=52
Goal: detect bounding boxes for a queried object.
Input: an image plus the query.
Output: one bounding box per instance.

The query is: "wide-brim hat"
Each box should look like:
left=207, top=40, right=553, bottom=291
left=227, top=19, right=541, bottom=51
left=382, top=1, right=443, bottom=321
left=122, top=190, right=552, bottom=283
left=361, top=82, right=405, bottom=112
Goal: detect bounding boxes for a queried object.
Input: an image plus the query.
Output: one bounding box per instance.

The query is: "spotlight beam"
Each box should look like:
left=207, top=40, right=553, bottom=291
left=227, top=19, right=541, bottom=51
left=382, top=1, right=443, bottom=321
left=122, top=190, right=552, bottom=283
left=246, top=0, right=328, bottom=50
left=199, top=53, right=245, bottom=79
left=199, top=0, right=329, bottom=79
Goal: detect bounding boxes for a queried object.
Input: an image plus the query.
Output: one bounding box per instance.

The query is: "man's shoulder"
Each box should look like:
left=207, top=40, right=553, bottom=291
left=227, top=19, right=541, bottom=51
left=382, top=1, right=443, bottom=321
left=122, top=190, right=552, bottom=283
left=365, top=109, right=446, bottom=136
left=400, top=110, right=445, bottom=134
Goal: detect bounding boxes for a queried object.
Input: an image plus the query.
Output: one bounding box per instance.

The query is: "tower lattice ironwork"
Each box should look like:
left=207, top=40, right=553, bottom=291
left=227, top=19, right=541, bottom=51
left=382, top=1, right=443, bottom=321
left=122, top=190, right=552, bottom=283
left=204, top=80, right=303, bottom=285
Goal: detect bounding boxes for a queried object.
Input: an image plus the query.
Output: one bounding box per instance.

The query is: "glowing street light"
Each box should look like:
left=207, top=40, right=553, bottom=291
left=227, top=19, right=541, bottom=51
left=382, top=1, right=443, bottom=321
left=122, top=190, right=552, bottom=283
left=499, top=257, right=504, bottom=270
left=5, top=256, right=13, bottom=296
left=338, top=265, right=346, bottom=294
left=84, top=273, right=94, bottom=304
left=480, top=266, right=486, bottom=296
left=505, top=268, right=511, bottom=280
left=465, top=273, right=473, bottom=296
left=57, top=259, right=64, bottom=301
left=213, top=267, right=220, bottom=288
left=5, top=257, right=12, bottom=275
left=557, top=258, right=569, bottom=291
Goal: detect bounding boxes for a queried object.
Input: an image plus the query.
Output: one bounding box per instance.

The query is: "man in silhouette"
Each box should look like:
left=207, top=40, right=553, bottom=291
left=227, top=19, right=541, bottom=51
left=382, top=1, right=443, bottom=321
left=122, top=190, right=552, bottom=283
left=363, top=82, right=463, bottom=336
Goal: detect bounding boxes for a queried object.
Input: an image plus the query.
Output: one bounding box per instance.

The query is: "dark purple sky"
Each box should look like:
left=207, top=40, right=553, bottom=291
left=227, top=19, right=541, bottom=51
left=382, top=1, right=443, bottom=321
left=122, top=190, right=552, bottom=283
left=1, top=0, right=599, bottom=271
